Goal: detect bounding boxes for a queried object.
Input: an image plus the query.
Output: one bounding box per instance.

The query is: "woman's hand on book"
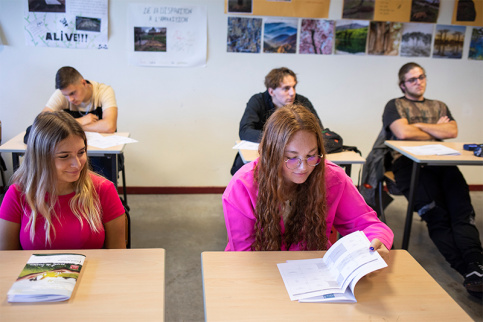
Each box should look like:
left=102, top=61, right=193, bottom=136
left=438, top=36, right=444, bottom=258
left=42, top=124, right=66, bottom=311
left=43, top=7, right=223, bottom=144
left=370, top=238, right=390, bottom=260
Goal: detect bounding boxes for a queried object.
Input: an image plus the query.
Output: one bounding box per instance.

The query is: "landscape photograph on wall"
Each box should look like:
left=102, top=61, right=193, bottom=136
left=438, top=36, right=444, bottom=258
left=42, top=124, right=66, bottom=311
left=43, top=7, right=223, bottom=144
left=335, top=20, right=369, bottom=55
left=342, top=0, right=375, bottom=20
left=410, top=0, right=440, bottom=23
left=368, top=22, right=402, bottom=56
left=299, top=19, right=334, bottom=55
left=134, top=27, right=167, bottom=52
left=469, top=27, right=483, bottom=60
left=400, top=23, right=433, bottom=57
left=263, top=17, right=298, bottom=53
left=432, top=24, right=466, bottom=59
left=227, top=17, right=262, bottom=53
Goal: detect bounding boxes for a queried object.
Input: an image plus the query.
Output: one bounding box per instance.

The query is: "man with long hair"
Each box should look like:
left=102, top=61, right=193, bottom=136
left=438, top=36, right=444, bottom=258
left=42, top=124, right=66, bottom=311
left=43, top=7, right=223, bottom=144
left=383, top=62, right=482, bottom=298
left=231, top=67, right=323, bottom=175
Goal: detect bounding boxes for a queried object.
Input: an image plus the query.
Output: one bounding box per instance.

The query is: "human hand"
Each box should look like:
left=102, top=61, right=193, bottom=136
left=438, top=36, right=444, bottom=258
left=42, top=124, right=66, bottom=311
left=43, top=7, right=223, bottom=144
left=369, top=238, right=389, bottom=261
left=437, top=116, right=450, bottom=124
left=78, top=113, right=99, bottom=125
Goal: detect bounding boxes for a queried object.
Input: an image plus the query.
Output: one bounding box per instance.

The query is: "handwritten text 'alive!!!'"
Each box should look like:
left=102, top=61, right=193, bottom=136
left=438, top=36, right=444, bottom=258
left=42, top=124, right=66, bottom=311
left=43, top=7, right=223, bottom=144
left=45, top=31, right=88, bottom=42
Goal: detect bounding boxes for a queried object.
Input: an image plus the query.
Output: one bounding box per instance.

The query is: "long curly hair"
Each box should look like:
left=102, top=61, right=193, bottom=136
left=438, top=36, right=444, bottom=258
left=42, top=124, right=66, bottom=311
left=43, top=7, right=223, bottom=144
left=252, top=104, right=328, bottom=251
left=11, top=111, right=102, bottom=246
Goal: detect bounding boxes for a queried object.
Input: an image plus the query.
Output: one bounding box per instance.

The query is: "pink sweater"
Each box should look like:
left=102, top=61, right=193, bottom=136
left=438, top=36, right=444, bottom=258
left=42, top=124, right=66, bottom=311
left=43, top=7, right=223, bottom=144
left=0, top=173, right=125, bottom=250
left=223, top=158, right=394, bottom=251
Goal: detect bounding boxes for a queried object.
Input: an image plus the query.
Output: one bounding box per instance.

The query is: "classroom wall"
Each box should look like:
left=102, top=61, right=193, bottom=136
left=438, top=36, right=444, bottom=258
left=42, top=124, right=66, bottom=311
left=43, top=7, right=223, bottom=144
left=1, top=0, right=482, bottom=187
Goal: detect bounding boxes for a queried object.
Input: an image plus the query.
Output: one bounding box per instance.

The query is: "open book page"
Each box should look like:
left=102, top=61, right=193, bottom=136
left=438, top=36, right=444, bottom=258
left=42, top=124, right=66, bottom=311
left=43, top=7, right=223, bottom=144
left=7, top=253, right=86, bottom=303
left=277, top=231, right=387, bottom=302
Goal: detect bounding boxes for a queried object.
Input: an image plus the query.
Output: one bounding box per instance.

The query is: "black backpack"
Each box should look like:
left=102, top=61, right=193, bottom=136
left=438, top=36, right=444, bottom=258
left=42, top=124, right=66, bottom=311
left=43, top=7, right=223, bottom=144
left=322, top=128, right=361, bottom=155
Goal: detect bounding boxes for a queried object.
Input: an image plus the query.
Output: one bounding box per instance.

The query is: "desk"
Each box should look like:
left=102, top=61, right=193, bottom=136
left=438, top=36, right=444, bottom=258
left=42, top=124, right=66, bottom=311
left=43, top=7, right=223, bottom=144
left=201, top=250, right=471, bottom=321
left=239, top=148, right=365, bottom=177
left=0, top=248, right=165, bottom=321
left=0, top=131, right=129, bottom=188
left=385, top=140, right=483, bottom=250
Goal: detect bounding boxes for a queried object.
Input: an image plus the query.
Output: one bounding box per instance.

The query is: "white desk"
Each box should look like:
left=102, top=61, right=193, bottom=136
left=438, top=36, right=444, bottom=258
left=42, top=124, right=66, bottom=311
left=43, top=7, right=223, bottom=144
left=0, top=249, right=165, bottom=321
left=385, top=140, right=483, bottom=250
left=201, top=250, right=471, bottom=321
left=0, top=131, right=129, bottom=188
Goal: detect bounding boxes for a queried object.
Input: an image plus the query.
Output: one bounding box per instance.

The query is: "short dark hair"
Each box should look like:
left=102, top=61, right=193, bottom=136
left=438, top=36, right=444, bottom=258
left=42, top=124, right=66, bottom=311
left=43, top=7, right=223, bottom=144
left=398, top=62, right=425, bottom=93
left=55, top=66, right=83, bottom=90
left=264, top=67, right=297, bottom=90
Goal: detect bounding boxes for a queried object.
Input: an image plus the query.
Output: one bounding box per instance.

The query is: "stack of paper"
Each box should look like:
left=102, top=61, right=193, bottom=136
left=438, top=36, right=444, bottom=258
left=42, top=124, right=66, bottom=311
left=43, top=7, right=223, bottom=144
left=277, top=231, right=387, bottom=303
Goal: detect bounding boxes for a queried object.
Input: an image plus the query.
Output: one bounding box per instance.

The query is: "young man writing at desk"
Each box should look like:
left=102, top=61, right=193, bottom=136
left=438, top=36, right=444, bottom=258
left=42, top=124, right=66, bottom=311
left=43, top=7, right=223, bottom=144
left=231, top=67, right=323, bottom=175
left=42, top=66, right=118, bottom=133
left=39, top=66, right=119, bottom=179
left=383, top=62, right=482, bottom=298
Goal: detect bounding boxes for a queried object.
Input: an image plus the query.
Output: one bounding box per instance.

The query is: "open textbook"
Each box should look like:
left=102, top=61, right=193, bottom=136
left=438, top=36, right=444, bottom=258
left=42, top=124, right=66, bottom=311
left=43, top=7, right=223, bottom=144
left=277, top=231, right=387, bottom=303
left=7, top=253, right=86, bottom=303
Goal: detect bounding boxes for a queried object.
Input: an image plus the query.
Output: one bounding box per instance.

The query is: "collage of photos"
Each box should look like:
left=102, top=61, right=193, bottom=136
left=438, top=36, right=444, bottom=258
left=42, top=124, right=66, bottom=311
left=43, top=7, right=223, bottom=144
left=226, top=0, right=483, bottom=60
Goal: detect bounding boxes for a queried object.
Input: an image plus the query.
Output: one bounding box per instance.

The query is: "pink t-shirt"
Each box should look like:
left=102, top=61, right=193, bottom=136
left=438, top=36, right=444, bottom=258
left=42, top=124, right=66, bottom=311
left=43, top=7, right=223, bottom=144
left=0, top=173, right=125, bottom=250
left=223, top=158, right=394, bottom=251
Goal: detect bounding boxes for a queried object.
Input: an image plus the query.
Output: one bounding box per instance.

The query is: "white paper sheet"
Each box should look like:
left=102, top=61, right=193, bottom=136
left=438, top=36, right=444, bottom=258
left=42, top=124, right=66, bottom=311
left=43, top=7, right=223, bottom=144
left=400, top=144, right=461, bottom=156
left=232, top=140, right=259, bottom=150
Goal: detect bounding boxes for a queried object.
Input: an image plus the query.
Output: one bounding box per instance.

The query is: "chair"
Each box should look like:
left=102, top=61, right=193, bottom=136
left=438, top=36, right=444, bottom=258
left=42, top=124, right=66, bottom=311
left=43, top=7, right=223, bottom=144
left=374, top=171, right=403, bottom=223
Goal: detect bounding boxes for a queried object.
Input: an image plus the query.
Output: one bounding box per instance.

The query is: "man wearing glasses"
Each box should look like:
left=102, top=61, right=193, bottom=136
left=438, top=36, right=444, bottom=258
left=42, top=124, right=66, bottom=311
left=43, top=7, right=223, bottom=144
left=383, top=62, right=483, bottom=298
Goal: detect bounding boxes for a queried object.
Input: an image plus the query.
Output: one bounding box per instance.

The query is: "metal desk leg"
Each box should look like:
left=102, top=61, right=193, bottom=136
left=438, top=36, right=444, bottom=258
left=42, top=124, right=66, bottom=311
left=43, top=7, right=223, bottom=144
left=12, top=153, right=21, bottom=171
left=401, top=162, right=421, bottom=250
left=107, top=154, right=118, bottom=188
left=344, top=164, right=352, bottom=177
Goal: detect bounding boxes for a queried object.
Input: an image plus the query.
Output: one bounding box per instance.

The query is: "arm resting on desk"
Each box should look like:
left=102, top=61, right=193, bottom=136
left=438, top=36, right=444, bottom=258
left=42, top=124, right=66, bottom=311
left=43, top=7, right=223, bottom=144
left=42, top=106, right=118, bottom=133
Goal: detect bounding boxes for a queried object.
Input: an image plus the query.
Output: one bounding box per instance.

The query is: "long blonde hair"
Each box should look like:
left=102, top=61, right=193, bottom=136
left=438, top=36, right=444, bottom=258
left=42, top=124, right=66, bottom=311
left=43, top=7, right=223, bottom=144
left=11, top=111, right=103, bottom=245
left=253, top=104, right=328, bottom=251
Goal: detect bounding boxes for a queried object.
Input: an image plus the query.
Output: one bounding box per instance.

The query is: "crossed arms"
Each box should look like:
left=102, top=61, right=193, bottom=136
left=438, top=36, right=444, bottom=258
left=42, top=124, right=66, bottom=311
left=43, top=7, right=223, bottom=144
left=390, top=116, right=458, bottom=141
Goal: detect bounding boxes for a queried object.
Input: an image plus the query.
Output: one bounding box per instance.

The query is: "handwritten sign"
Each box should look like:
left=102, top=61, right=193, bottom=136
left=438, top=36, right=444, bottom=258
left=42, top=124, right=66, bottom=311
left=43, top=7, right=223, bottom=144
left=128, top=3, right=207, bottom=67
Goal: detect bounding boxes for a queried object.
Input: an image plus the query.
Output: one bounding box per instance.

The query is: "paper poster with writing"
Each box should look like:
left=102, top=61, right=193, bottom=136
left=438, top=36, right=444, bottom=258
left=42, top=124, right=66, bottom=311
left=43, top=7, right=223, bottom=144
left=373, top=0, right=412, bottom=22
left=128, top=4, right=207, bottom=67
left=24, top=0, right=108, bottom=49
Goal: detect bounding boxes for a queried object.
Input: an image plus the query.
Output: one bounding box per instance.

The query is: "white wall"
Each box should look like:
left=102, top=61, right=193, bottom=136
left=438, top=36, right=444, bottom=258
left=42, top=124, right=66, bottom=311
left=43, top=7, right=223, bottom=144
left=1, top=0, right=482, bottom=187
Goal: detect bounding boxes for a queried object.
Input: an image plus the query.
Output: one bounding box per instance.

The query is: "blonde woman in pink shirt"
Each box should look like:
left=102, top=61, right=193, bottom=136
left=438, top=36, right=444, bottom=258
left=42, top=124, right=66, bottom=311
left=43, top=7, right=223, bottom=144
left=0, top=111, right=126, bottom=250
left=223, top=105, right=393, bottom=256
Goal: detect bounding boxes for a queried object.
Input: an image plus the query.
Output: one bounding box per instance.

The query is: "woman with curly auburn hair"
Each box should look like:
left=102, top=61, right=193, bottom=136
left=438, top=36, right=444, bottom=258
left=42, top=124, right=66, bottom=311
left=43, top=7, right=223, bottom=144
left=223, top=104, right=393, bottom=256
left=0, top=111, right=126, bottom=250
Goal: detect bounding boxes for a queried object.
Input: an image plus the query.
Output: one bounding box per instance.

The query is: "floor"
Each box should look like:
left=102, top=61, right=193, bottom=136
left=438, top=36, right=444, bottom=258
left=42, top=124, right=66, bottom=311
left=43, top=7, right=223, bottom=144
left=126, top=192, right=483, bottom=322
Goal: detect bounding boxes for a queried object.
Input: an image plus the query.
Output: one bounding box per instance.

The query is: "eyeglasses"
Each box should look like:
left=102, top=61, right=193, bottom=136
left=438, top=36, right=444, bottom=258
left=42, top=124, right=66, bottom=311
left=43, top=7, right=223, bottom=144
left=405, top=74, right=426, bottom=84
left=285, top=155, right=322, bottom=170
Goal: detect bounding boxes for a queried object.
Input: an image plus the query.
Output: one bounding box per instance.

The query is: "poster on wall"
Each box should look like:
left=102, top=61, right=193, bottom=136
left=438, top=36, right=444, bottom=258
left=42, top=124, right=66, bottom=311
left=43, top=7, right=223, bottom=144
left=469, top=27, right=483, bottom=59
left=299, top=19, right=334, bottom=55
left=335, top=20, right=369, bottom=55
left=263, top=17, right=298, bottom=53
left=400, top=23, right=433, bottom=57
left=452, top=0, right=483, bottom=27
left=342, top=0, right=375, bottom=20
left=367, top=21, right=402, bottom=56
left=128, top=3, right=207, bottom=67
left=432, top=24, right=466, bottom=59
left=373, top=0, right=412, bottom=22
left=24, top=0, right=108, bottom=49
left=225, top=0, right=330, bottom=19
left=227, top=17, right=262, bottom=53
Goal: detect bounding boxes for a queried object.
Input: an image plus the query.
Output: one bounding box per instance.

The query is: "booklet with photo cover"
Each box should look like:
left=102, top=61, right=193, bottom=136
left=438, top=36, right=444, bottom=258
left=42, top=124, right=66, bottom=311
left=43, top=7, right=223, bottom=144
left=277, top=231, right=387, bottom=303
left=7, top=253, right=86, bottom=303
